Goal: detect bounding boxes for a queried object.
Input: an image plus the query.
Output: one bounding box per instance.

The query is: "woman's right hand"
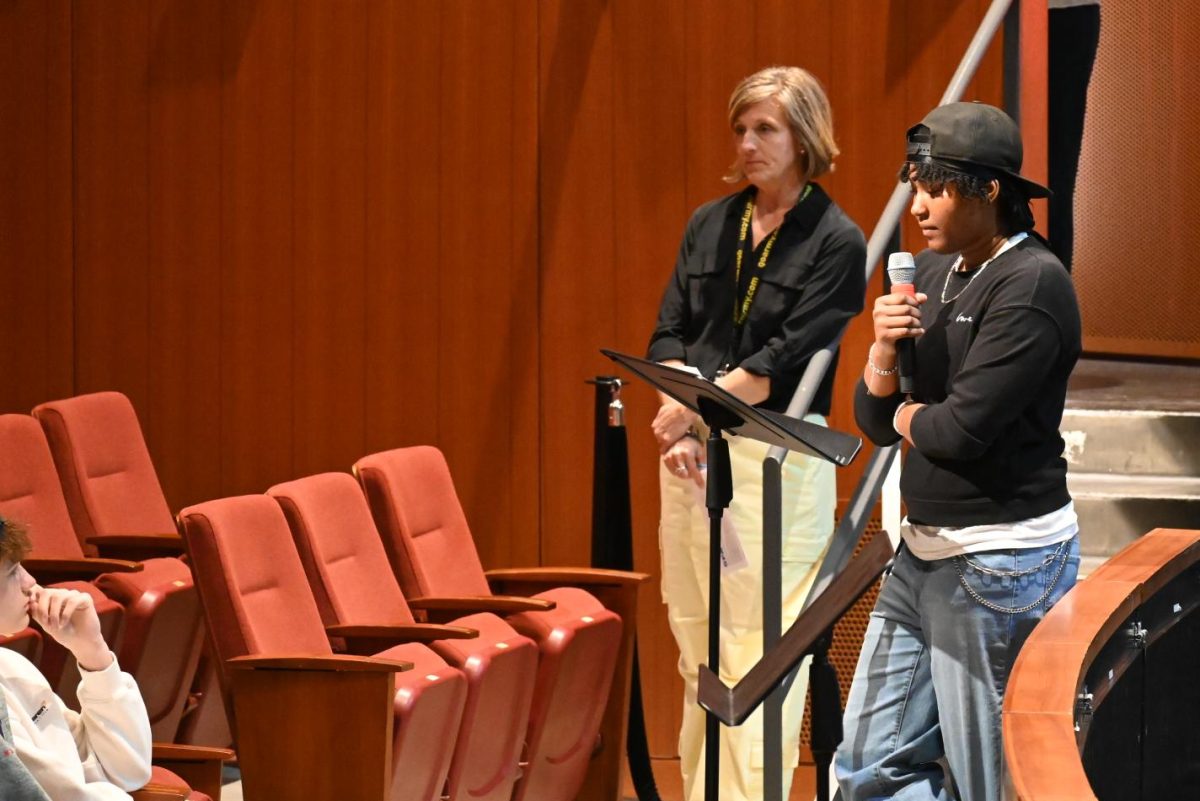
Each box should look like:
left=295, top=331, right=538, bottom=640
left=871, top=291, right=927, bottom=353
left=652, top=400, right=699, bottom=453
left=662, top=435, right=705, bottom=487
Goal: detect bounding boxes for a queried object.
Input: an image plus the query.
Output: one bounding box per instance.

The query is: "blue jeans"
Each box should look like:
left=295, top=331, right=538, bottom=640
left=835, top=536, right=1080, bottom=801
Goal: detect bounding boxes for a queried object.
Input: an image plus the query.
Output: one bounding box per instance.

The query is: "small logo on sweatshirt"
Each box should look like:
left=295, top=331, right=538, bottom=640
left=955, top=314, right=974, bottom=323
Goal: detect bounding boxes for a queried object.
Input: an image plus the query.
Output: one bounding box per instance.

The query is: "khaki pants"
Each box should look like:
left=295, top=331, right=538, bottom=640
left=658, top=421, right=834, bottom=801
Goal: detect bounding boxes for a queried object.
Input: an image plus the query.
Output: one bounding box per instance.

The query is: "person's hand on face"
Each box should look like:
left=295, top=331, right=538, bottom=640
left=27, top=585, right=112, bottom=672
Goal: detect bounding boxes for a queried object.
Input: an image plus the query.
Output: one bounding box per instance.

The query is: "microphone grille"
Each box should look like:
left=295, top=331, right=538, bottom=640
left=886, top=251, right=915, bottom=285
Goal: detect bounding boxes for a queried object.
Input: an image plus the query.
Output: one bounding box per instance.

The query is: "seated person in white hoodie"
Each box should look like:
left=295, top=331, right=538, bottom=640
left=0, top=516, right=152, bottom=800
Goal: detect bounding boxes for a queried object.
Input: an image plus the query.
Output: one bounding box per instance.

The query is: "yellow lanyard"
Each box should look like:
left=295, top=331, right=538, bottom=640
left=733, top=186, right=809, bottom=326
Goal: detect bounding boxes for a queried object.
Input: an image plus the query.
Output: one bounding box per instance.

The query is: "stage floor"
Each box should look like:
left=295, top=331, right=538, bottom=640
left=622, top=757, right=819, bottom=801
left=1067, top=357, right=1200, bottom=413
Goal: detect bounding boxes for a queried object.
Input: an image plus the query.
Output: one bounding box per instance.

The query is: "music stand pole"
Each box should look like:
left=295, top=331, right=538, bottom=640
left=599, top=350, right=862, bottom=801
left=699, top=396, right=740, bottom=801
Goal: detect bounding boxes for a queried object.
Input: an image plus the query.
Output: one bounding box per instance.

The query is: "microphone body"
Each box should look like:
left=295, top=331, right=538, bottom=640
left=886, top=252, right=917, bottom=395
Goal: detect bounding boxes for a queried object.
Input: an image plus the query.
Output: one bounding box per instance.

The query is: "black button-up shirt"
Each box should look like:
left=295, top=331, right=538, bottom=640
left=647, top=183, right=867, bottom=414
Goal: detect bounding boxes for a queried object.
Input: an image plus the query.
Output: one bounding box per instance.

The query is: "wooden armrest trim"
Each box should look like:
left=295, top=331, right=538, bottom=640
left=130, top=786, right=191, bottom=801
left=409, top=595, right=557, bottom=614
left=326, top=623, right=479, bottom=643
left=227, top=654, right=412, bottom=673
left=22, top=557, right=143, bottom=580
left=89, top=532, right=183, bottom=546
left=486, top=566, right=649, bottom=586
left=152, top=743, right=235, bottom=763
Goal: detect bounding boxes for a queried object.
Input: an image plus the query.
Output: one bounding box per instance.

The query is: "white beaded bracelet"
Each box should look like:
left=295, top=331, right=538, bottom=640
left=893, top=400, right=916, bottom=435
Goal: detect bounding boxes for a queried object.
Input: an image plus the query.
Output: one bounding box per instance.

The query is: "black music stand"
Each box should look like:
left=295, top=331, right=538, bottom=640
left=601, top=349, right=861, bottom=801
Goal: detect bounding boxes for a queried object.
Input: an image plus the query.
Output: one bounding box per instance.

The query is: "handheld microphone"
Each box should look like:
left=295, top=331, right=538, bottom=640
left=886, top=252, right=917, bottom=394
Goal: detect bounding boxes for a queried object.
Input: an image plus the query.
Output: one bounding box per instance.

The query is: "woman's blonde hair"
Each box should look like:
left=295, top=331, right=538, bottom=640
left=724, top=66, right=839, bottom=184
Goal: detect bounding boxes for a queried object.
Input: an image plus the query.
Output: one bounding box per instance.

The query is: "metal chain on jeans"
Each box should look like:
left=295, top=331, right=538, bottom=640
left=953, top=540, right=1072, bottom=615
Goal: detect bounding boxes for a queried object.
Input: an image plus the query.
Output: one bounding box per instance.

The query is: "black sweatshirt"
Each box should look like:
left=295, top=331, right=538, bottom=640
left=855, top=236, right=1081, bottom=526
left=647, top=184, right=867, bottom=414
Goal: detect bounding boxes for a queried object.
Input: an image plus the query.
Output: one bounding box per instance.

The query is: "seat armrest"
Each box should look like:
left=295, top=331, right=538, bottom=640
left=23, top=557, right=144, bottom=584
left=130, top=787, right=191, bottom=801
left=486, top=567, right=649, bottom=590
left=326, top=623, right=478, bottom=655
left=408, top=594, right=557, bottom=617
left=89, top=533, right=186, bottom=561
left=227, top=653, right=413, bottom=673
left=151, top=743, right=235, bottom=801
left=151, top=743, right=235, bottom=763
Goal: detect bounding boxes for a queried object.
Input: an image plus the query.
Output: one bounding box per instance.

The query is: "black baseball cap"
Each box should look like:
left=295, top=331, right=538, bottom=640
left=905, top=101, right=1051, bottom=198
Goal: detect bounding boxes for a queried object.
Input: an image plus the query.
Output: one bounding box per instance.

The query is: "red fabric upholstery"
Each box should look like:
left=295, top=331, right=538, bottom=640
left=0, top=414, right=126, bottom=699
left=0, top=413, right=200, bottom=737
left=0, top=628, right=42, bottom=664
left=354, top=446, right=492, bottom=599
left=268, top=472, right=539, bottom=801
left=178, top=494, right=468, bottom=801
left=0, top=414, right=91, bottom=558
left=137, top=765, right=211, bottom=801
left=268, top=473, right=416, bottom=627
left=354, top=446, right=625, bottom=801
left=34, top=392, right=222, bottom=746
left=33, top=392, right=174, bottom=548
left=506, top=589, right=622, bottom=801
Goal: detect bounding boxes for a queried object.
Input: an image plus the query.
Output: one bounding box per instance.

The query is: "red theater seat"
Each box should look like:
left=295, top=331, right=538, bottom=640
left=178, top=494, right=469, bottom=801
left=32, top=392, right=182, bottom=560
left=33, top=391, right=220, bottom=745
left=354, top=445, right=632, bottom=801
left=268, top=471, right=539, bottom=801
left=0, top=413, right=202, bottom=739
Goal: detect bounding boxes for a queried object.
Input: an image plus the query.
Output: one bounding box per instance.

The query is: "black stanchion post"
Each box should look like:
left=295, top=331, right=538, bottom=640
left=588, top=376, right=662, bottom=801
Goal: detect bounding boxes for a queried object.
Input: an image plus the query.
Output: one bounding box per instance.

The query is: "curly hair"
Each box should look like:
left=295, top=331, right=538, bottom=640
left=899, top=160, right=1034, bottom=235
left=0, top=516, right=32, bottom=565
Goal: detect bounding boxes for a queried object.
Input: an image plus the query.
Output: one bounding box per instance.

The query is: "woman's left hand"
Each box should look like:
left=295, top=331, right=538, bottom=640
left=652, top=400, right=699, bottom=453
left=662, top=435, right=706, bottom=487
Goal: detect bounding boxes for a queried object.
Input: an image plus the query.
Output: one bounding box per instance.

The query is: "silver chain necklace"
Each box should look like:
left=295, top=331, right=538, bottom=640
left=939, top=232, right=1026, bottom=304
left=940, top=257, right=989, bottom=303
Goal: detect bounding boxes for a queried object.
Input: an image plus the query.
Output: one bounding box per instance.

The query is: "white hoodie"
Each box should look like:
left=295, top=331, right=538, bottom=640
left=0, top=649, right=151, bottom=801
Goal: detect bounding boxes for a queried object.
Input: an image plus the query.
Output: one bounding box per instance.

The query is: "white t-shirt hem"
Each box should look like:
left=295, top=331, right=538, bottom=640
left=900, top=501, right=1078, bottom=561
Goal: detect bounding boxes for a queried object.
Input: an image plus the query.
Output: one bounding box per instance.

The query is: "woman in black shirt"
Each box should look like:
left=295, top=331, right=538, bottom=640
left=646, top=65, right=865, bottom=801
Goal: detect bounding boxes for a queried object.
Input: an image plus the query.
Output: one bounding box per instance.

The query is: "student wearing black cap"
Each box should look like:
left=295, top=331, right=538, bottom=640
left=835, top=102, right=1082, bottom=801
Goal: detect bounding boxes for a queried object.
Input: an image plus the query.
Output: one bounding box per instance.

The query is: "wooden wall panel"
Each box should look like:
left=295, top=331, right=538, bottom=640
left=146, top=0, right=222, bottom=508
left=363, top=0, right=442, bottom=455
left=72, top=2, right=151, bottom=412
left=292, top=0, right=368, bottom=477
left=538, top=0, right=616, bottom=567
left=897, top=0, right=1006, bottom=253
left=824, top=0, right=907, bottom=501
left=612, top=0, right=690, bottom=757
left=683, top=1, right=756, bottom=211
left=0, top=1, right=73, bottom=414
left=438, top=0, right=541, bottom=570
left=218, top=0, right=295, bottom=496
